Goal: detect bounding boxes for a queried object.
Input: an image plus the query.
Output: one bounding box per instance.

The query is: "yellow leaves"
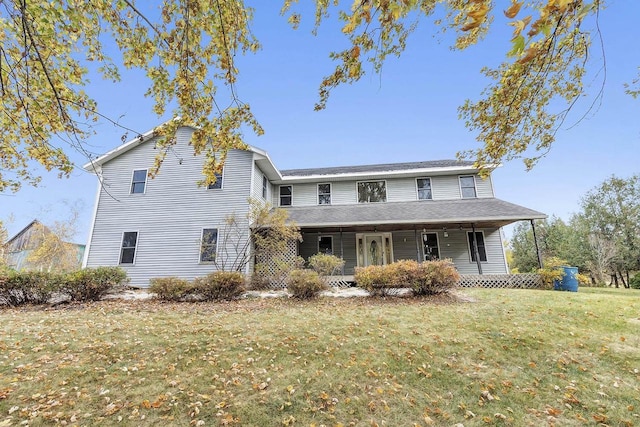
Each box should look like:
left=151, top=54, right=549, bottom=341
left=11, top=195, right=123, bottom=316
left=461, top=2, right=490, bottom=32
left=504, top=1, right=523, bottom=19
left=509, top=15, right=532, bottom=39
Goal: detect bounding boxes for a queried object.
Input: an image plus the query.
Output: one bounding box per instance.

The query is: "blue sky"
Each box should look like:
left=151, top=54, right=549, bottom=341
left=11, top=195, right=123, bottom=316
left=1, top=1, right=639, bottom=242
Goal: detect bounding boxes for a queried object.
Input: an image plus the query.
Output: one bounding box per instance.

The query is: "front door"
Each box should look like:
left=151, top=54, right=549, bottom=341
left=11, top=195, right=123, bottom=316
left=357, top=233, right=393, bottom=267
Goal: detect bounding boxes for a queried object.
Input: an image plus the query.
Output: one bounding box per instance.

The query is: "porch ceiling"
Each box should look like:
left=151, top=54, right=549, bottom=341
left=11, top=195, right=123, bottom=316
left=284, top=198, right=546, bottom=232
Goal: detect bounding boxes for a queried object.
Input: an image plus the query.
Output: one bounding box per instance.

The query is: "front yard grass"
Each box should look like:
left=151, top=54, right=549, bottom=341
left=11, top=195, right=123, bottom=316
left=1, top=287, right=639, bottom=426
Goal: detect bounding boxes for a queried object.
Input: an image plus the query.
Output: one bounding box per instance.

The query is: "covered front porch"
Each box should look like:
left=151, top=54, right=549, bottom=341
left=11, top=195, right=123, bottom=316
left=286, top=198, right=547, bottom=277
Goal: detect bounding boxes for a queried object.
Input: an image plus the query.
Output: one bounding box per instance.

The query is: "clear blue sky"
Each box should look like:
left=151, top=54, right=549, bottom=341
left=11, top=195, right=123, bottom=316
left=1, top=1, right=639, bottom=242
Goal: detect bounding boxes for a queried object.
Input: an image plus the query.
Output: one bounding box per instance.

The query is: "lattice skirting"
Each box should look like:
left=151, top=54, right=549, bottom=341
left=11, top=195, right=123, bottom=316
left=457, top=274, right=542, bottom=289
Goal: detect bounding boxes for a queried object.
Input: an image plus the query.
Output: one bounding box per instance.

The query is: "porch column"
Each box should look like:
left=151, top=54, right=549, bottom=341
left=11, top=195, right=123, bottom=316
left=471, top=223, right=483, bottom=274
left=414, top=228, right=421, bottom=261
left=339, top=228, right=345, bottom=275
left=530, top=219, right=543, bottom=269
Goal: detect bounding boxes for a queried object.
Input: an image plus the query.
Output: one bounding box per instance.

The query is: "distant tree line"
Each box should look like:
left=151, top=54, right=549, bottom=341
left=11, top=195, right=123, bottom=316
left=510, top=175, right=640, bottom=288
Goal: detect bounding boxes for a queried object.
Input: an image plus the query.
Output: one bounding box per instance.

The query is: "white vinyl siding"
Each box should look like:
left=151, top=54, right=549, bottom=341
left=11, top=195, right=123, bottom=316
left=84, top=127, right=253, bottom=286
left=438, top=228, right=505, bottom=274
left=276, top=174, right=494, bottom=207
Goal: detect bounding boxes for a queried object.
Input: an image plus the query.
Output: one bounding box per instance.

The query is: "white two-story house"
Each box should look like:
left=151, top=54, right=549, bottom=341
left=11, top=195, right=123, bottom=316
left=83, top=125, right=546, bottom=287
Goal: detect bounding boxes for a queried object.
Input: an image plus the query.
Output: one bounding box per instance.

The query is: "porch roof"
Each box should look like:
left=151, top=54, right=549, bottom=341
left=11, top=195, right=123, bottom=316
left=284, top=198, right=546, bottom=231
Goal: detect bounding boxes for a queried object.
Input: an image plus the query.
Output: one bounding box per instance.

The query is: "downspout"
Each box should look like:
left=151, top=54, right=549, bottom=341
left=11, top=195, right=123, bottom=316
left=471, top=223, right=483, bottom=274
left=530, top=219, right=543, bottom=269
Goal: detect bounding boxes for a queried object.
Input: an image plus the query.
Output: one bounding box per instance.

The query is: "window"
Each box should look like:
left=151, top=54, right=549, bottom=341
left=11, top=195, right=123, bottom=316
left=318, top=235, right=333, bottom=254
left=120, top=232, right=138, bottom=264
left=467, top=231, right=487, bottom=262
left=279, top=185, right=292, bottom=206
left=460, top=176, right=477, bottom=198
left=417, top=178, right=432, bottom=200
left=130, top=169, right=147, bottom=194
left=207, top=172, right=223, bottom=190
left=357, top=181, right=386, bottom=203
left=318, top=183, right=331, bottom=205
left=422, top=232, right=440, bottom=261
left=262, top=175, right=268, bottom=199
left=200, top=228, right=218, bottom=262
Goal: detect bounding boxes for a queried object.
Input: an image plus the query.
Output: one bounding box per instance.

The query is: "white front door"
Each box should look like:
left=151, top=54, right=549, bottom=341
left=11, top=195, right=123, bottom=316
left=357, top=233, right=393, bottom=267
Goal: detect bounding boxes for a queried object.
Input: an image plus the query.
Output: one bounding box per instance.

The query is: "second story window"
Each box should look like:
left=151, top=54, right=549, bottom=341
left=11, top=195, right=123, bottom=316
left=318, top=183, right=331, bottom=205
left=279, top=185, right=292, bottom=206
left=130, top=169, right=147, bottom=194
left=207, top=172, right=223, bottom=190
left=357, top=181, right=386, bottom=203
left=262, top=175, right=268, bottom=199
left=417, top=178, right=432, bottom=200
left=460, top=176, right=477, bottom=198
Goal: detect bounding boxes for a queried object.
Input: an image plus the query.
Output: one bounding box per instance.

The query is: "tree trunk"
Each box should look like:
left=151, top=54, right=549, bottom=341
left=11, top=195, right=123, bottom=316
left=612, top=273, right=619, bottom=288
left=618, top=270, right=628, bottom=288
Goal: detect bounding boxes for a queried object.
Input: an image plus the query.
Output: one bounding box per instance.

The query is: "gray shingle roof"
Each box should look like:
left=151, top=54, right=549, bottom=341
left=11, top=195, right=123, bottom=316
left=280, top=159, right=475, bottom=177
left=283, top=198, right=546, bottom=228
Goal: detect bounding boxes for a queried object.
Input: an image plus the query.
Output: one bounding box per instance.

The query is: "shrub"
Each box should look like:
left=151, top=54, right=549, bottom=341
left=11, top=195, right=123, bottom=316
left=630, top=274, right=640, bottom=290
left=576, top=273, right=592, bottom=287
left=62, top=267, right=129, bottom=302
left=0, top=271, right=63, bottom=306
left=308, top=253, right=345, bottom=279
left=149, top=277, right=193, bottom=301
left=354, top=264, right=398, bottom=296
left=192, top=271, right=245, bottom=301
left=409, top=259, right=460, bottom=296
left=286, top=269, right=326, bottom=299
left=537, top=257, right=568, bottom=290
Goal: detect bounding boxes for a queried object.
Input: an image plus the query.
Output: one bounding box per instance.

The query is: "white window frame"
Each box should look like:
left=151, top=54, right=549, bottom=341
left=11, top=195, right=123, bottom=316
left=421, top=232, right=441, bottom=261
left=318, top=235, right=333, bottom=254
left=262, top=174, right=268, bottom=199
left=200, top=228, right=219, bottom=263
left=318, top=183, right=332, bottom=205
left=459, top=175, right=477, bottom=199
left=467, top=231, right=488, bottom=263
left=416, top=177, right=433, bottom=200
left=279, top=185, right=293, bottom=206
left=355, top=232, right=394, bottom=267
left=130, top=169, right=148, bottom=194
left=119, top=231, right=139, bottom=265
left=356, top=180, right=387, bottom=203
left=207, top=170, right=224, bottom=190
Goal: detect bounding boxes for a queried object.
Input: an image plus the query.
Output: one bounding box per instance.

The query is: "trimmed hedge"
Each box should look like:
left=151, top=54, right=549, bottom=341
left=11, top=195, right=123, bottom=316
left=192, top=271, right=245, bottom=301
left=62, top=267, right=129, bottom=302
left=0, top=267, right=129, bottom=306
left=286, top=269, right=326, bottom=299
left=149, top=277, right=193, bottom=301
left=0, top=271, right=63, bottom=306
left=355, top=259, right=460, bottom=296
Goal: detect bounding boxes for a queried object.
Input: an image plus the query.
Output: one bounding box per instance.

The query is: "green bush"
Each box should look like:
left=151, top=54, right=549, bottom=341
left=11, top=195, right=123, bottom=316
left=62, top=267, right=129, bottom=302
left=308, top=253, right=345, bottom=277
left=149, top=277, right=193, bottom=301
left=0, top=271, right=63, bottom=306
left=354, top=264, right=398, bottom=296
left=286, top=269, right=326, bottom=299
left=192, top=271, right=245, bottom=301
left=408, top=259, right=460, bottom=296
left=355, top=260, right=460, bottom=296
left=630, top=274, right=640, bottom=290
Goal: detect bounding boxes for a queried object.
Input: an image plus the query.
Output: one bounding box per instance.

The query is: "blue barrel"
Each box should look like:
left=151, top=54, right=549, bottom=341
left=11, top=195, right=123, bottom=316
left=554, top=266, right=579, bottom=292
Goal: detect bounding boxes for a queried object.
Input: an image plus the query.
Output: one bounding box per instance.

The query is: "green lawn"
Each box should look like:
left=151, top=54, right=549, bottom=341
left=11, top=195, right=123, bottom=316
left=1, top=288, right=639, bottom=426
